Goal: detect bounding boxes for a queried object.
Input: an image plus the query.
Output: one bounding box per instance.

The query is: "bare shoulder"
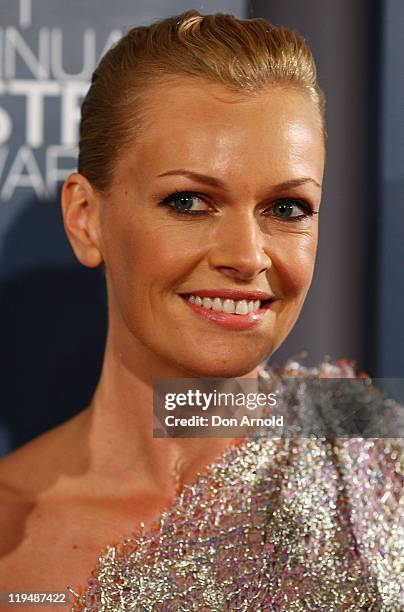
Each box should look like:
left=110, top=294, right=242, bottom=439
left=0, top=409, right=87, bottom=496
left=0, top=411, right=88, bottom=569
left=0, top=410, right=106, bottom=595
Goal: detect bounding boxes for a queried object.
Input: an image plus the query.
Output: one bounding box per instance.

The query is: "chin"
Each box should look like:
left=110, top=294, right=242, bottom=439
left=176, top=352, right=268, bottom=379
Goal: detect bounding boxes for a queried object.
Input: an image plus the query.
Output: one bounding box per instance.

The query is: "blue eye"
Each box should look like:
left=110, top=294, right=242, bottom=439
left=158, top=192, right=317, bottom=221
left=159, top=192, right=210, bottom=215
left=269, top=199, right=313, bottom=220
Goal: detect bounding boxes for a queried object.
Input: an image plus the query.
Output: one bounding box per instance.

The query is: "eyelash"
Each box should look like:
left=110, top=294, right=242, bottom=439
left=158, top=191, right=318, bottom=222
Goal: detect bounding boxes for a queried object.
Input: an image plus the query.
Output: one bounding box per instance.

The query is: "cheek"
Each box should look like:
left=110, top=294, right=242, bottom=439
left=270, top=233, right=317, bottom=297
left=134, top=223, right=204, bottom=286
left=103, top=212, right=203, bottom=299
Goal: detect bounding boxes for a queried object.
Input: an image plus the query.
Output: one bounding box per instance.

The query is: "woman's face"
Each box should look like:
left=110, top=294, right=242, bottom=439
left=97, top=78, right=325, bottom=377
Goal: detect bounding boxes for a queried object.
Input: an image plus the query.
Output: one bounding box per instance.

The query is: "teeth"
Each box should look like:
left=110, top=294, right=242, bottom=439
left=186, top=295, right=262, bottom=315
left=212, top=297, right=222, bottom=311
left=235, top=300, right=249, bottom=315
left=223, top=299, right=235, bottom=314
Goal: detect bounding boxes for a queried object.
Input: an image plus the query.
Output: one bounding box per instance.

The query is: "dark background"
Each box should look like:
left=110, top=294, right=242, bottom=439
left=0, top=0, right=403, bottom=456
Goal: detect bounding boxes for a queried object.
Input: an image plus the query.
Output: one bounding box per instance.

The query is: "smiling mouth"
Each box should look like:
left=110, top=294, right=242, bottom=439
left=181, top=294, right=273, bottom=315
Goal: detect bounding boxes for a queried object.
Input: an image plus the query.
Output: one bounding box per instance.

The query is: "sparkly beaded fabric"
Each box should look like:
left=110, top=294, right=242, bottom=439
left=69, top=360, right=404, bottom=611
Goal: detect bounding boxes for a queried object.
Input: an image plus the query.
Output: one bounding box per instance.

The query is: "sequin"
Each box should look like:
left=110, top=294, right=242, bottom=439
left=69, top=360, right=403, bottom=611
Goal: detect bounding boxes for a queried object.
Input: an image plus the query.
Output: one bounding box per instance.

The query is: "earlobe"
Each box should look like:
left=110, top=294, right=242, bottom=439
left=61, top=173, right=103, bottom=268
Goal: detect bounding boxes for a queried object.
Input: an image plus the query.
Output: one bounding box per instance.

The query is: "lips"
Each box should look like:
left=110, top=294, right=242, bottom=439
left=179, top=290, right=274, bottom=331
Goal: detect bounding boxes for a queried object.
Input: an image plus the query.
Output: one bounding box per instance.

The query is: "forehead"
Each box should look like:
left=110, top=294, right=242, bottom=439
left=119, top=77, right=324, bottom=184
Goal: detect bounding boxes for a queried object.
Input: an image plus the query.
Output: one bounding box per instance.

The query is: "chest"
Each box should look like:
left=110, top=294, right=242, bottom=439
left=0, top=493, right=170, bottom=597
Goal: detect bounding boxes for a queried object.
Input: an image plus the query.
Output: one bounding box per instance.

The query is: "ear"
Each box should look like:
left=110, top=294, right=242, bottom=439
left=61, top=172, right=103, bottom=268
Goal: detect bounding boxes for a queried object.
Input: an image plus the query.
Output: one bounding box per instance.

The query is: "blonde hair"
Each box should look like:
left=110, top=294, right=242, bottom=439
left=78, top=10, right=325, bottom=192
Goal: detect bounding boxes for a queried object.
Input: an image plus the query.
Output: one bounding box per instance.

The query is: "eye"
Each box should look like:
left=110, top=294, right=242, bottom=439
left=158, top=191, right=212, bottom=215
left=267, top=198, right=314, bottom=221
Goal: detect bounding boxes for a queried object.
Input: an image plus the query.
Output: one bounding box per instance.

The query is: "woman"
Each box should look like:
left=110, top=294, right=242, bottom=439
left=0, top=10, right=402, bottom=611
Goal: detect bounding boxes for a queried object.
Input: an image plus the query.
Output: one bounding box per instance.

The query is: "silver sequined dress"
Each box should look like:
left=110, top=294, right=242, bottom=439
left=69, top=360, right=404, bottom=611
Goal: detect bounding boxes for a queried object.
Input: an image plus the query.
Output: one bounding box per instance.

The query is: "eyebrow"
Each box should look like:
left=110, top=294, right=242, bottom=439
left=157, top=169, right=321, bottom=192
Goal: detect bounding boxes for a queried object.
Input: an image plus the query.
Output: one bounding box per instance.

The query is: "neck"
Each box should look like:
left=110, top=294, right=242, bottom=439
left=77, top=329, right=258, bottom=499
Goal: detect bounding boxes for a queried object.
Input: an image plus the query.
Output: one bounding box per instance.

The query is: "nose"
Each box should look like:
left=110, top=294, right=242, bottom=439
left=208, top=211, right=272, bottom=282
